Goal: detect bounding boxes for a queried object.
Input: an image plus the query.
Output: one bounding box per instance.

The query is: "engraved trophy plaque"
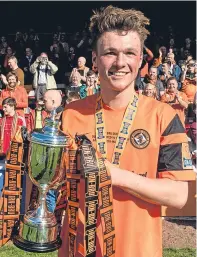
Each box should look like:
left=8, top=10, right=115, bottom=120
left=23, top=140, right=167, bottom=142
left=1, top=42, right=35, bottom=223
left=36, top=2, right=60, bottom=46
left=13, top=109, right=67, bottom=252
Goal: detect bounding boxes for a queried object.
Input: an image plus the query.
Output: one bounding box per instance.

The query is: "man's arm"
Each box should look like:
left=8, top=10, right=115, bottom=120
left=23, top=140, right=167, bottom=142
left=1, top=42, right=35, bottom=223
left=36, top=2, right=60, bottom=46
left=105, top=160, right=188, bottom=209
left=30, top=59, right=40, bottom=74
left=144, top=46, right=154, bottom=62
left=0, top=74, right=8, bottom=86
left=176, top=92, right=188, bottom=109
left=80, top=67, right=90, bottom=83
left=47, top=61, right=58, bottom=74
left=16, top=88, right=28, bottom=108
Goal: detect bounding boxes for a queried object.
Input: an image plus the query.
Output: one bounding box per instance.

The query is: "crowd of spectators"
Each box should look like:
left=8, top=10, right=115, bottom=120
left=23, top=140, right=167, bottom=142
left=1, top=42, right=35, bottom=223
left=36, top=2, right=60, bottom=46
left=0, top=24, right=195, bottom=157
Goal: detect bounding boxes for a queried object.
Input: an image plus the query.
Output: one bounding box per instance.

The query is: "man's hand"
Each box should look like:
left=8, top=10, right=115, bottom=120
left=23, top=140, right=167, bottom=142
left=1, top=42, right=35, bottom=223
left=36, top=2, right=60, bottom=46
left=36, top=56, right=41, bottom=63
left=181, top=65, right=188, bottom=73
left=159, top=48, right=162, bottom=57
left=0, top=74, right=8, bottom=85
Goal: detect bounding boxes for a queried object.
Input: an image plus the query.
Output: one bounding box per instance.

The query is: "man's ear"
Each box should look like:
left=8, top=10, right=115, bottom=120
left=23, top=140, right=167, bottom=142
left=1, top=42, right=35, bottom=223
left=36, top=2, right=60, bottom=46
left=92, top=52, right=97, bottom=68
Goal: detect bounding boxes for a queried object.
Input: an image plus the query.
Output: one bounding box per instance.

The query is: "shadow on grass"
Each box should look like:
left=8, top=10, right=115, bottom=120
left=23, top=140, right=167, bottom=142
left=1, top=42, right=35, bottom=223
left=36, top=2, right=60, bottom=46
left=164, top=219, right=196, bottom=230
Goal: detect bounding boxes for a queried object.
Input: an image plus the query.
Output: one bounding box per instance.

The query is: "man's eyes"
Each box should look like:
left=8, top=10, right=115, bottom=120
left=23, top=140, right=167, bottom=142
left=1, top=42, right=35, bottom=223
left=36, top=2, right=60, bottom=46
left=105, top=52, right=116, bottom=55
left=104, top=51, right=136, bottom=56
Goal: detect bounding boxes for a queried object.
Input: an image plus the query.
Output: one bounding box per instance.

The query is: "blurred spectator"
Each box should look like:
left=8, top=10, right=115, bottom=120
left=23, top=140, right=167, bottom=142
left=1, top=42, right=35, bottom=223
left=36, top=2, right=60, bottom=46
left=68, top=71, right=82, bottom=93
left=26, top=28, right=39, bottom=50
left=49, top=43, right=65, bottom=84
left=20, top=47, right=36, bottom=85
left=181, top=59, right=196, bottom=82
left=30, top=52, right=58, bottom=102
left=143, top=83, right=157, bottom=99
left=0, top=56, right=24, bottom=86
left=0, top=97, right=25, bottom=154
left=181, top=37, right=195, bottom=57
left=33, top=39, right=41, bottom=57
left=0, top=36, right=7, bottom=50
left=66, top=47, right=77, bottom=72
left=79, top=70, right=100, bottom=99
left=181, top=60, right=197, bottom=117
left=14, top=31, right=25, bottom=59
left=23, top=32, right=28, bottom=43
left=161, top=77, right=188, bottom=126
left=66, top=91, right=80, bottom=104
left=140, top=45, right=154, bottom=80
left=0, top=72, right=28, bottom=116
left=70, top=56, right=89, bottom=83
left=54, top=25, right=64, bottom=40
left=139, top=66, right=165, bottom=99
left=59, top=33, right=69, bottom=55
left=3, top=46, right=15, bottom=72
left=158, top=53, right=181, bottom=88
left=153, top=46, right=167, bottom=67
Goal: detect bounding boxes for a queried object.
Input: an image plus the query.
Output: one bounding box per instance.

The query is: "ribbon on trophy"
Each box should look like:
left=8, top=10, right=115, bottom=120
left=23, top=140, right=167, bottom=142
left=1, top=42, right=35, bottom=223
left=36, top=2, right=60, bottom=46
left=0, top=128, right=25, bottom=247
left=66, top=135, right=116, bottom=257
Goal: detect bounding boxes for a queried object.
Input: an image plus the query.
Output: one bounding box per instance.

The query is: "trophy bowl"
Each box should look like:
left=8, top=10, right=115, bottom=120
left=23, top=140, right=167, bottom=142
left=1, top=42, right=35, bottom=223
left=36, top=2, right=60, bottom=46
left=13, top=110, right=67, bottom=252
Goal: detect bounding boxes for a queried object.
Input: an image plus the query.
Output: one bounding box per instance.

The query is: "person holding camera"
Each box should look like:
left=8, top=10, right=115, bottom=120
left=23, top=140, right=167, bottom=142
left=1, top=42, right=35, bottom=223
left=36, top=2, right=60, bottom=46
left=30, top=52, right=58, bottom=102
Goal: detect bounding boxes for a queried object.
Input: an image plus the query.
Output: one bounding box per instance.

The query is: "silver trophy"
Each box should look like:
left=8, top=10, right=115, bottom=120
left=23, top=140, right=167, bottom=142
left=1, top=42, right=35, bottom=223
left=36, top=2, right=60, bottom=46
left=13, top=109, right=67, bottom=252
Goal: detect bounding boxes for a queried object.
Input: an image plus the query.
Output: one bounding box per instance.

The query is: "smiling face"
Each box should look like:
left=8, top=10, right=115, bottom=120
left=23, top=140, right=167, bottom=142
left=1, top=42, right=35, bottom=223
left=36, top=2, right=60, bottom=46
left=7, top=75, right=17, bottom=89
left=8, top=59, right=17, bottom=70
left=92, top=30, right=142, bottom=92
left=144, top=84, right=155, bottom=98
left=149, top=67, right=157, bottom=80
left=3, top=104, right=15, bottom=116
left=167, top=79, right=178, bottom=93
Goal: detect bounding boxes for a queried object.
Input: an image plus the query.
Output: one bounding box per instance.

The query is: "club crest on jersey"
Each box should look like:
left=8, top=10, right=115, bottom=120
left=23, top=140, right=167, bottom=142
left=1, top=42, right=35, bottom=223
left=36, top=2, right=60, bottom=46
left=130, top=129, right=150, bottom=149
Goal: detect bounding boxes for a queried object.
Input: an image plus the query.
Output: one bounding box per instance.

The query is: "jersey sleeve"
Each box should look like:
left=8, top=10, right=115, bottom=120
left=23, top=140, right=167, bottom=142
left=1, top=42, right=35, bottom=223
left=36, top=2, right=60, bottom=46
left=157, top=104, right=195, bottom=181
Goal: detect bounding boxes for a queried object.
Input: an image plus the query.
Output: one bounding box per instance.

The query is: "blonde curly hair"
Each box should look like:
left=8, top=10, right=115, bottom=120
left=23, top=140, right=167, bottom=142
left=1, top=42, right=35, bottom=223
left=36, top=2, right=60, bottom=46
left=89, top=5, right=150, bottom=50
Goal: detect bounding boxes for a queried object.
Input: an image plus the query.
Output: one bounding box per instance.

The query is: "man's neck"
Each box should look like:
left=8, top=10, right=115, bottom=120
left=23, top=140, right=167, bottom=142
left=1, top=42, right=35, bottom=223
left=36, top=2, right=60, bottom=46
left=12, top=66, right=18, bottom=71
left=101, top=83, right=135, bottom=109
left=7, top=86, right=15, bottom=91
left=78, top=66, right=85, bottom=70
left=6, top=111, right=15, bottom=117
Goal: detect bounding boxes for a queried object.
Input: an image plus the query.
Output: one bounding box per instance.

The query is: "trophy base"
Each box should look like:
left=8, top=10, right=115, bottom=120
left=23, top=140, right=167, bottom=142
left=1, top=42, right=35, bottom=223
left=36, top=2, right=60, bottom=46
left=13, top=235, right=62, bottom=253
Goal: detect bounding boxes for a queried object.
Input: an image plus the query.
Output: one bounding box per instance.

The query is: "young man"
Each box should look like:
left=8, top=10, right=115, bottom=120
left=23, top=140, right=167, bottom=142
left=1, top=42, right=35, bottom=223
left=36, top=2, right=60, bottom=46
left=161, top=77, right=188, bottom=126
left=79, top=70, right=100, bottom=99
left=0, top=97, right=25, bottom=154
left=0, top=72, right=28, bottom=117
left=59, top=6, right=194, bottom=257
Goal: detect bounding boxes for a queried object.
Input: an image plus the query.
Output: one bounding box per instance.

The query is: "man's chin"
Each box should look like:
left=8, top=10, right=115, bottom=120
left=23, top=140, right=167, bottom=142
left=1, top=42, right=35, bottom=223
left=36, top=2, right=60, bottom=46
left=109, top=82, right=133, bottom=92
